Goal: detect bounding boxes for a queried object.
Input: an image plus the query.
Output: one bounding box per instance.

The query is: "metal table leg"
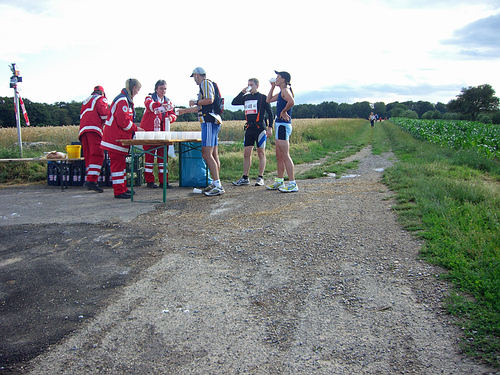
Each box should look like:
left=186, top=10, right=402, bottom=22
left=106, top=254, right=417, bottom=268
left=130, top=146, right=135, bottom=202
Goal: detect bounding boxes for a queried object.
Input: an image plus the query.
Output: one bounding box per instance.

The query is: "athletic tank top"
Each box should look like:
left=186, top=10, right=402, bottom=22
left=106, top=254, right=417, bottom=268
left=276, top=91, right=292, bottom=124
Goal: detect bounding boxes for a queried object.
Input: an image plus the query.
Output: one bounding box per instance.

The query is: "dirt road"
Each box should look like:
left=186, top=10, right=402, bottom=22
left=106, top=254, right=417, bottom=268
left=1, top=148, right=496, bottom=374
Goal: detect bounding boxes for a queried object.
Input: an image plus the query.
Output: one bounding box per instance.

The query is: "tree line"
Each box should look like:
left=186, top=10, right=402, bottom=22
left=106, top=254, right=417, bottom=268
left=1, top=84, right=498, bottom=127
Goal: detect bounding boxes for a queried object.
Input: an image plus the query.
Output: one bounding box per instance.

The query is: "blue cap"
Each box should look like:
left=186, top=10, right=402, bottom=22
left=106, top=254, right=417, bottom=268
left=190, top=67, right=206, bottom=77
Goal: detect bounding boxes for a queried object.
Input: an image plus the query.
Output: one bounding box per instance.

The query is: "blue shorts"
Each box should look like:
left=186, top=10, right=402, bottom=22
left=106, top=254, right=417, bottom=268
left=201, top=122, right=221, bottom=147
left=275, top=122, right=292, bottom=141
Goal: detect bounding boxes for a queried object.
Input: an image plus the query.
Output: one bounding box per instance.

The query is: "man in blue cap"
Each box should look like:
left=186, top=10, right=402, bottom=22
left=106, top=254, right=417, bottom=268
left=178, top=67, right=224, bottom=196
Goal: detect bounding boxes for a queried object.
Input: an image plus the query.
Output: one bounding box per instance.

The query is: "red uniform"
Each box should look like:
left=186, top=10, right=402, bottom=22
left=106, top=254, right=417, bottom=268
left=79, top=94, right=109, bottom=183
left=101, top=89, right=138, bottom=196
left=140, top=93, right=177, bottom=184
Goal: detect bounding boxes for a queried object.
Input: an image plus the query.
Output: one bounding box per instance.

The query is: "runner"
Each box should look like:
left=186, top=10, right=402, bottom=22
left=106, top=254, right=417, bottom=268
left=266, top=70, right=298, bottom=193
left=231, top=78, right=273, bottom=186
left=177, top=67, right=224, bottom=196
left=369, top=112, right=376, bottom=127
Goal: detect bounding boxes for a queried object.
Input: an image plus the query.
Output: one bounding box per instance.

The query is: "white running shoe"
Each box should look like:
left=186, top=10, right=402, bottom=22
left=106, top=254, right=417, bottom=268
left=278, top=182, right=299, bottom=193
left=255, top=177, right=264, bottom=186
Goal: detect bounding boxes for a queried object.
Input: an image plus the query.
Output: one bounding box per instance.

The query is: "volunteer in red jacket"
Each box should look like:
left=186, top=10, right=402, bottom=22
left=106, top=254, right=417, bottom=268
left=140, top=79, right=177, bottom=188
left=101, top=79, right=144, bottom=199
left=79, top=85, right=109, bottom=193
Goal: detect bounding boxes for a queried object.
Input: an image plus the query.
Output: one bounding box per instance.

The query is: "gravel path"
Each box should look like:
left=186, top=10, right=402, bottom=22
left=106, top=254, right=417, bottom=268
left=22, top=147, right=497, bottom=374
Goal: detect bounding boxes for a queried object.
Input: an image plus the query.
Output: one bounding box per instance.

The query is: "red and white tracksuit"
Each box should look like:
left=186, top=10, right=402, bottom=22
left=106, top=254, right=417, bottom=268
left=101, top=89, right=137, bottom=196
left=79, top=94, right=109, bottom=183
left=140, top=93, right=177, bottom=184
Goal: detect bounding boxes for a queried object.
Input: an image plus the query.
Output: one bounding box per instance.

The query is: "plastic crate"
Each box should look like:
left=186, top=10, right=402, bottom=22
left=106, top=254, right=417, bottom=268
left=126, top=154, right=144, bottom=187
left=47, top=161, right=60, bottom=186
left=70, top=160, right=85, bottom=186
left=97, top=158, right=111, bottom=187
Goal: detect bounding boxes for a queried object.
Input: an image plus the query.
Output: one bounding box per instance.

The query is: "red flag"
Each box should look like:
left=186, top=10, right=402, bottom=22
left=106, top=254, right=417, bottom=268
left=15, top=88, right=30, bottom=126
left=19, top=95, right=30, bottom=126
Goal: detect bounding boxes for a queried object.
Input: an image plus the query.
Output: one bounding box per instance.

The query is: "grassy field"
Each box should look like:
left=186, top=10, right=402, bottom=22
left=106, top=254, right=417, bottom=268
left=372, top=121, right=500, bottom=367
left=0, top=119, right=369, bottom=184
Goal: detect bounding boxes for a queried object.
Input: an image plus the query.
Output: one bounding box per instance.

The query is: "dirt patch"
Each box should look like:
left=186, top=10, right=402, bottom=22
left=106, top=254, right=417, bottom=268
left=1, top=148, right=497, bottom=374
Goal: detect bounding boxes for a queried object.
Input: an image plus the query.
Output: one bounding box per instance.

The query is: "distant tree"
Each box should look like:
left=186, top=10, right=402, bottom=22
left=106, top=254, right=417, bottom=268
left=447, top=84, right=499, bottom=120
left=317, top=101, right=339, bottom=118
left=373, top=102, right=386, bottom=118
left=422, top=110, right=442, bottom=119
left=443, top=112, right=461, bottom=120
left=337, top=103, right=353, bottom=118
left=351, top=101, right=371, bottom=119
left=390, top=103, right=408, bottom=117
left=401, top=109, right=418, bottom=119
left=435, top=102, right=447, bottom=113
left=413, top=101, right=435, bottom=118
left=476, top=113, right=492, bottom=124
left=492, top=111, right=500, bottom=124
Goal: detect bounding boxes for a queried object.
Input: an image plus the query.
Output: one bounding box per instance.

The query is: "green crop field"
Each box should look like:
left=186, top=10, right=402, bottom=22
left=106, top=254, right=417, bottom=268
left=392, top=117, right=500, bottom=159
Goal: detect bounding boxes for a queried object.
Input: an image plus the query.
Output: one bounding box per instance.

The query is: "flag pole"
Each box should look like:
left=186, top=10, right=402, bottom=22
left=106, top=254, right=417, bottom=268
left=14, top=86, right=23, bottom=157
left=10, top=63, right=23, bottom=157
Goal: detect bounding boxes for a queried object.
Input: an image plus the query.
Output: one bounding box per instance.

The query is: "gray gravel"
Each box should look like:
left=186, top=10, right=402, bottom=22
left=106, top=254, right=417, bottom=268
left=22, top=147, right=497, bottom=374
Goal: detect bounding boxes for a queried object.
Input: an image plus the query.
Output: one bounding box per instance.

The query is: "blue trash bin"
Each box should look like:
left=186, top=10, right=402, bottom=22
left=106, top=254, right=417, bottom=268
left=179, top=142, right=212, bottom=187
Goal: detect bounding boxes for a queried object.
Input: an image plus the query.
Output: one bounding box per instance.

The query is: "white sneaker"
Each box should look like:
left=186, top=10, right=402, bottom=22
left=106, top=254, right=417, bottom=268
left=279, top=182, right=299, bottom=193
left=255, top=177, right=264, bottom=186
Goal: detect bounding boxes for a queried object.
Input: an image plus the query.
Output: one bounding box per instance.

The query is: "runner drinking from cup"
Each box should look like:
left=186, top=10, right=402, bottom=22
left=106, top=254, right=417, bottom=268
left=231, top=78, right=273, bottom=186
left=266, top=70, right=298, bottom=193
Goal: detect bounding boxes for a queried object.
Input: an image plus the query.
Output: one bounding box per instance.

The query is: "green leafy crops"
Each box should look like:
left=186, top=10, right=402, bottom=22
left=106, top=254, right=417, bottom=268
left=392, top=118, right=500, bottom=159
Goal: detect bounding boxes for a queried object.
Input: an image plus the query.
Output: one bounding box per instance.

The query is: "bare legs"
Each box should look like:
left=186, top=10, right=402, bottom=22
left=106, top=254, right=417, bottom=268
left=202, top=145, right=220, bottom=181
left=243, top=146, right=266, bottom=177
left=275, top=139, right=294, bottom=180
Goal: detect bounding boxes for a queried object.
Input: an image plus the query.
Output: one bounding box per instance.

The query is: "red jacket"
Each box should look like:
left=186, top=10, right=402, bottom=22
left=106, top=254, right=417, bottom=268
left=101, top=89, right=137, bottom=155
left=79, top=94, right=109, bottom=138
left=140, top=93, right=177, bottom=131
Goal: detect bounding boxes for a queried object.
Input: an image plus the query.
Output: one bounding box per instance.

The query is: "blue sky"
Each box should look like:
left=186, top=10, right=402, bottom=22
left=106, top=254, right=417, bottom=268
left=0, top=0, right=499, bottom=110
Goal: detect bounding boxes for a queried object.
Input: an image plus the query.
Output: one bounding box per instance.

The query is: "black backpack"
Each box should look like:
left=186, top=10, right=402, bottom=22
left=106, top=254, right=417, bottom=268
left=207, top=80, right=224, bottom=115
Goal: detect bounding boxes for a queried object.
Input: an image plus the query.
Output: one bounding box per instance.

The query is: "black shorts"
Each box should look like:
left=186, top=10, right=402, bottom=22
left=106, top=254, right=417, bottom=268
left=244, top=127, right=267, bottom=148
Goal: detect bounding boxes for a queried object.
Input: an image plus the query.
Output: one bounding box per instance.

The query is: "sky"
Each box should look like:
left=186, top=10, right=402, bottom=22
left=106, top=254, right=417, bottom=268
left=0, top=0, right=499, bottom=111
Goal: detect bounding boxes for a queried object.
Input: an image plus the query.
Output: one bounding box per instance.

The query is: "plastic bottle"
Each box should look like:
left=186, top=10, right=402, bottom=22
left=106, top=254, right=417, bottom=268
left=154, top=115, right=160, bottom=132
left=164, top=116, right=171, bottom=132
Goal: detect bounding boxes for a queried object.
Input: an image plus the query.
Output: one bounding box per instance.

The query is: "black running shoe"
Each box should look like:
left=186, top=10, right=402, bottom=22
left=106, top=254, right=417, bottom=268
left=86, top=181, right=103, bottom=193
left=114, top=192, right=131, bottom=199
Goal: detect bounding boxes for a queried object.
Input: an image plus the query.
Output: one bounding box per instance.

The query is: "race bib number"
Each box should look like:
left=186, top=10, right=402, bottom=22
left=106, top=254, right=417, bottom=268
left=244, top=100, right=258, bottom=115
